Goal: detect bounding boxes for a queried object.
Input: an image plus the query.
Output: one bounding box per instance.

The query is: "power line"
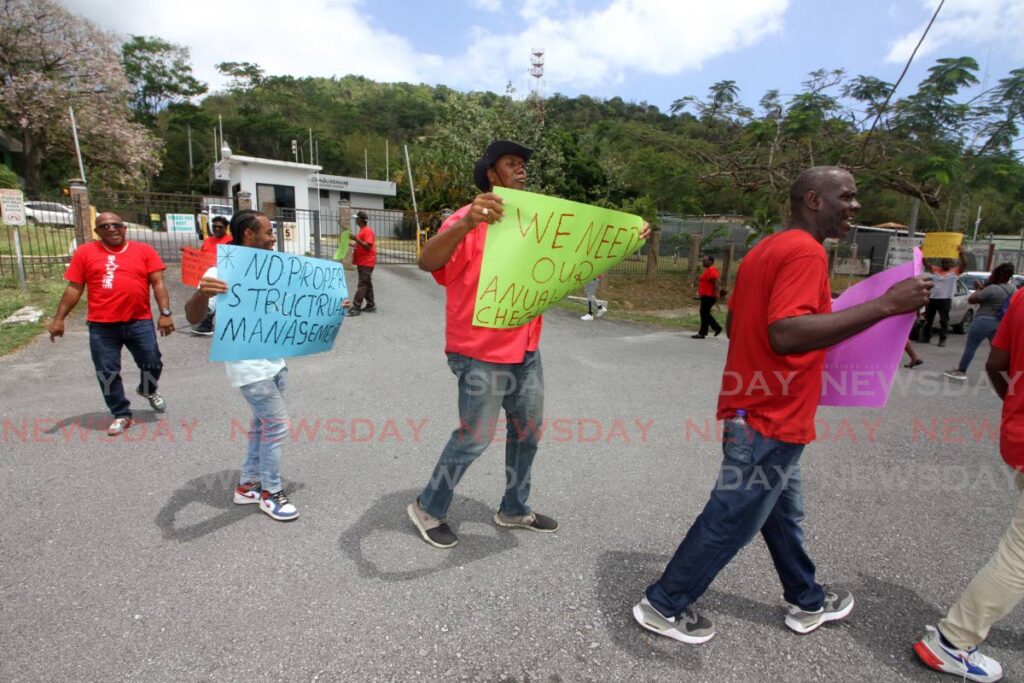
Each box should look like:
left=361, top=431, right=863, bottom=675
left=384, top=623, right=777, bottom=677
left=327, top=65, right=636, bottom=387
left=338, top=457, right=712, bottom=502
left=857, top=0, right=945, bottom=163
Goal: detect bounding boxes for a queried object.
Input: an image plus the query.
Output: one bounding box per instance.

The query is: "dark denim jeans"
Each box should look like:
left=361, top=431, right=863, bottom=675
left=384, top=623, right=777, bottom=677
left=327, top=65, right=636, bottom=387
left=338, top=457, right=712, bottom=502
left=419, top=350, right=544, bottom=519
left=646, top=419, right=825, bottom=617
left=88, top=320, right=163, bottom=418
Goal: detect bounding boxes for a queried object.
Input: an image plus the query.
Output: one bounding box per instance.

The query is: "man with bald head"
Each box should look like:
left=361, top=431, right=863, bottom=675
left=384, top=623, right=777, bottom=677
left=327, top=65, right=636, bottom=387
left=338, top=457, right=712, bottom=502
left=48, top=212, right=174, bottom=436
left=632, top=167, right=932, bottom=644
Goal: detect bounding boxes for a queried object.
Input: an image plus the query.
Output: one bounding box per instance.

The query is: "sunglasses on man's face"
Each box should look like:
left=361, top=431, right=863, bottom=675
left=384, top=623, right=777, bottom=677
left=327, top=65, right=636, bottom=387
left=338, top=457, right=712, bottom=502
left=96, top=223, right=125, bottom=230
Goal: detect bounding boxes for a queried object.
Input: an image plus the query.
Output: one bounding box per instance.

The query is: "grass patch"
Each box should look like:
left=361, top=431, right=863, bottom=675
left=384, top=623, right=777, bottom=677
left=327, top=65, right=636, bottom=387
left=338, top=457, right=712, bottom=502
left=1, top=224, right=74, bottom=257
left=0, top=274, right=66, bottom=356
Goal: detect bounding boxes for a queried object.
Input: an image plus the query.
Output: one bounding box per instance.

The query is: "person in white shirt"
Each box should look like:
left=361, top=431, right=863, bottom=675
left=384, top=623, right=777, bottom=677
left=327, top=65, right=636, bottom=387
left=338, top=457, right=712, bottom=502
left=921, top=250, right=966, bottom=347
left=184, top=210, right=349, bottom=522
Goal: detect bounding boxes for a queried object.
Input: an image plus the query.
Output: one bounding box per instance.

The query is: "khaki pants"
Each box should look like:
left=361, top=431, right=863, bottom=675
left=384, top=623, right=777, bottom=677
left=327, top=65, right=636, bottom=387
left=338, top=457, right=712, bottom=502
left=940, top=470, right=1024, bottom=648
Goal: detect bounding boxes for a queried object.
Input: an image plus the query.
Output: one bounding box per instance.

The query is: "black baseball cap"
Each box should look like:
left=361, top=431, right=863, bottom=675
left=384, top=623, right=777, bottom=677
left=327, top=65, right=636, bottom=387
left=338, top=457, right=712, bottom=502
left=473, top=140, right=533, bottom=192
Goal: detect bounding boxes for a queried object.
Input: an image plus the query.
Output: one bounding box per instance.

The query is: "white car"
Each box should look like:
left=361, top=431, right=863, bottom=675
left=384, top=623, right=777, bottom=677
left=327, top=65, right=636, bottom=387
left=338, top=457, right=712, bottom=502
left=24, top=201, right=74, bottom=227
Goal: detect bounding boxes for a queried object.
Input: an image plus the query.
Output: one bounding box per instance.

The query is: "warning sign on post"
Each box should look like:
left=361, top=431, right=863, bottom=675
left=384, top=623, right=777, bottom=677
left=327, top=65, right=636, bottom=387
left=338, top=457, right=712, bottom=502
left=0, top=189, right=25, bottom=226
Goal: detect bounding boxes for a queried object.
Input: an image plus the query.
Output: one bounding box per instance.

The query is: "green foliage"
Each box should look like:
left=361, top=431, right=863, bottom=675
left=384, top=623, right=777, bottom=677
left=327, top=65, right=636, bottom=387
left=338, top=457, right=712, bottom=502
left=0, top=163, right=20, bottom=189
left=21, top=36, right=1021, bottom=238
left=121, top=35, right=207, bottom=123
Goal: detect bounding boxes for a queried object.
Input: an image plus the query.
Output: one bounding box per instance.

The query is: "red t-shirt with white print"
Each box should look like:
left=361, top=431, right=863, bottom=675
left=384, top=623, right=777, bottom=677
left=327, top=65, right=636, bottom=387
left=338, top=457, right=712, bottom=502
left=64, top=241, right=166, bottom=322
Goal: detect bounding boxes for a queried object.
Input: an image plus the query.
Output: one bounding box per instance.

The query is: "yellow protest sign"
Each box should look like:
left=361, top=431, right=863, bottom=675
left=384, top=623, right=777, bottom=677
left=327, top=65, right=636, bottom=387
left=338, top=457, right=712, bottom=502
left=473, top=188, right=645, bottom=328
left=922, top=232, right=963, bottom=259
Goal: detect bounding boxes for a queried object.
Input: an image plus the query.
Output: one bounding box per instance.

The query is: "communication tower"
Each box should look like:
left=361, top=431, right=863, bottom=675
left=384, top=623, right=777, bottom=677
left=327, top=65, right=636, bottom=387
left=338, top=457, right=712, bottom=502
left=529, top=47, right=545, bottom=97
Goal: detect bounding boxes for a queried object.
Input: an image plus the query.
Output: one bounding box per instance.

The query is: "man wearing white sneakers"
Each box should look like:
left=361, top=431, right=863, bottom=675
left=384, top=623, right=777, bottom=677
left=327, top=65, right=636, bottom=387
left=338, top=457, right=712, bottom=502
left=913, top=288, right=1024, bottom=683
left=633, top=167, right=931, bottom=644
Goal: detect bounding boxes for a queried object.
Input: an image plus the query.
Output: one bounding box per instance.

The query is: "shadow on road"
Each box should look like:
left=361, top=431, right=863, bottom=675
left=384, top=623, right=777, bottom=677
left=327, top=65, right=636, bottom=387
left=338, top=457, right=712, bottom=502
left=155, top=469, right=305, bottom=542
left=338, top=488, right=521, bottom=582
left=42, top=411, right=161, bottom=433
left=594, top=550, right=705, bottom=671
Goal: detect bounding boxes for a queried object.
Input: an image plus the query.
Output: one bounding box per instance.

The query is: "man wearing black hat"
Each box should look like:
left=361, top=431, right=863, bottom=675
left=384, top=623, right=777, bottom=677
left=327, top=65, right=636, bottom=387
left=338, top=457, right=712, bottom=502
left=407, top=139, right=559, bottom=549
left=347, top=210, right=376, bottom=316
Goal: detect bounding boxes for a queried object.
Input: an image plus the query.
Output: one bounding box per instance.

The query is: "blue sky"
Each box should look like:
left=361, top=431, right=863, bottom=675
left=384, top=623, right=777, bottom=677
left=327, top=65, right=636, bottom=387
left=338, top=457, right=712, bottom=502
left=61, top=0, right=1024, bottom=114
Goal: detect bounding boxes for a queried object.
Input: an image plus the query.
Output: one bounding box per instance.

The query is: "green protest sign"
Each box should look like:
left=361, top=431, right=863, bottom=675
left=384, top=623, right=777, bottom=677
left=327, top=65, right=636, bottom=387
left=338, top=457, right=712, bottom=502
left=333, top=229, right=351, bottom=261
left=473, top=188, right=645, bottom=328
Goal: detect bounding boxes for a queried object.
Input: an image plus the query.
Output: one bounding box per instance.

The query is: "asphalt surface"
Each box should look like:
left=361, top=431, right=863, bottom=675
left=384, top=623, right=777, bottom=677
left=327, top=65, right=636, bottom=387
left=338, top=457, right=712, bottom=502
left=1, top=265, right=1022, bottom=682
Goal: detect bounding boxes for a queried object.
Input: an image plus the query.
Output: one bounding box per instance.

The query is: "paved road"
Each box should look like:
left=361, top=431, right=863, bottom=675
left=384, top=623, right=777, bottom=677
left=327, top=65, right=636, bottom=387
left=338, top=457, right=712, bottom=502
left=1, top=265, right=1021, bottom=682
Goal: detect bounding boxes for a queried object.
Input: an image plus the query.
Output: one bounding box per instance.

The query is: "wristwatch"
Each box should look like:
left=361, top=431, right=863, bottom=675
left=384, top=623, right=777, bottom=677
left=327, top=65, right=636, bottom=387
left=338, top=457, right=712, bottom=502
left=159, top=308, right=172, bottom=317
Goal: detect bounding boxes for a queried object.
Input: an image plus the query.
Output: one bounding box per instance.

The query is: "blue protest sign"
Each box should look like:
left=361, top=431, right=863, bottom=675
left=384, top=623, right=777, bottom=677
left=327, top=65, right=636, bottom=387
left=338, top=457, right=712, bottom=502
left=209, top=245, right=348, bottom=361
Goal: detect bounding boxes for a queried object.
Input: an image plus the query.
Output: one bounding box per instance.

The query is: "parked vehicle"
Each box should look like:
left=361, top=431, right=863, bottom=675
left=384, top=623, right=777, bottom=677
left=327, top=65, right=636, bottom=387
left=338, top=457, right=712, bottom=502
left=960, top=270, right=1024, bottom=291
left=24, top=201, right=74, bottom=227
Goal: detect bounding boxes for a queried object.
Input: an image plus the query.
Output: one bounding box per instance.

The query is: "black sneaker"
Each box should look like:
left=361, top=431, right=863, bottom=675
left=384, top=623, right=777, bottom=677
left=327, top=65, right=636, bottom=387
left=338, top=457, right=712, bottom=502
left=191, top=321, right=214, bottom=336
left=363, top=306, right=377, bottom=313
left=407, top=501, right=458, bottom=548
left=348, top=308, right=361, bottom=317
left=493, top=510, right=559, bottom=532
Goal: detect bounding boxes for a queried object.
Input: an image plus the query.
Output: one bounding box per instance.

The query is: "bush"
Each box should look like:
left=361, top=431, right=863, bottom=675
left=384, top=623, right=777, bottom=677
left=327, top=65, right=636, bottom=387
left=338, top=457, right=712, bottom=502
left=0, top=163, right=21, bottom=190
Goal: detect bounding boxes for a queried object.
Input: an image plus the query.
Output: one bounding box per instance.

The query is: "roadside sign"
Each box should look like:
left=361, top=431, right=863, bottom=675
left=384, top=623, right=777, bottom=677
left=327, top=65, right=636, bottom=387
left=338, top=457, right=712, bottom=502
left=886, top=236, right=923, bottom=267
left=165, top=213, right=196, bottom=233
left=0, top=189, right=25, bottom=226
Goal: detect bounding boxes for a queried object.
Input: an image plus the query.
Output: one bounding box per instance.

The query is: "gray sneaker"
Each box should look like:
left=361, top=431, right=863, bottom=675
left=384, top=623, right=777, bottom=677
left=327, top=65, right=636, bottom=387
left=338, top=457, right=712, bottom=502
left=785, top=588, right=854, bottom=634
left=944, top=369, right=967, bottom=381
left=138, top=389, right=166, bottom=413
left=632, top=597, right=715, bottom=644
left=493, top=510, right=559, bottom=532
left=407, top=500, right=458, bottom=549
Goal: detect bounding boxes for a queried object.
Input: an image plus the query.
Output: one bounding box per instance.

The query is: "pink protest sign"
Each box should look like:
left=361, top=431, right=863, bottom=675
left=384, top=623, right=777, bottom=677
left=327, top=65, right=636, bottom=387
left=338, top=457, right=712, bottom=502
left=820, top=248, right=923, bottom=408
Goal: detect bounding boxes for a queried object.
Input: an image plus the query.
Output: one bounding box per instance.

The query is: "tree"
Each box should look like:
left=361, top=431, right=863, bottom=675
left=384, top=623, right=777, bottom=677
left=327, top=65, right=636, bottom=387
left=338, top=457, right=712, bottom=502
left=121, top=35, right=207, bottom=124
left=216, top=62, right=265, bottom=92
left=0, top=0, right=160, bottom=196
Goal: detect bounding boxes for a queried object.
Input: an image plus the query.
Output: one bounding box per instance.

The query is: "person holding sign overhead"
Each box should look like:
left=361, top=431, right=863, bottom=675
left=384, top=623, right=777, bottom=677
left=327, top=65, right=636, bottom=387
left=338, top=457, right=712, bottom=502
left=47, top=212, right=174, bottom=437
left=633, top=167, right=931, bottom=644
left=920, top=247, right=966, bottom=347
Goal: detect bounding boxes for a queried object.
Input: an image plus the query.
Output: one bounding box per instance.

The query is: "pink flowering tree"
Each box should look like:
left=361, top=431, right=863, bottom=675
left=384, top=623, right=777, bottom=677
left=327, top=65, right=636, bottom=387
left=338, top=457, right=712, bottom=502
left=0, top=0, right=160, bottom=196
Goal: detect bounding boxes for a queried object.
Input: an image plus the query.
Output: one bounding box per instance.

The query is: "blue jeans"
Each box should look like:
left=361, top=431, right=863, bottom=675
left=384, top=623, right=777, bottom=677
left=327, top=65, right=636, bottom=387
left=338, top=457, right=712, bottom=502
left=646, top=419, right=825, bottom=617
left=957, top=315, right=1000, bottom=372
left=419, top=351, right=544, bottom=519
left=87, top=320, right=163, bottom=419
left=238, top=368, right=289, bottom=494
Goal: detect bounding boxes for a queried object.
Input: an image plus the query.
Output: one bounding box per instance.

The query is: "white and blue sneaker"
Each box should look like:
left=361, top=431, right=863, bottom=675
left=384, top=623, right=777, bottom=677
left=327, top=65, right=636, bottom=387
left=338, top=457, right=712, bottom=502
left=913, top=625, right=1003, bottom=682
left=259, top=490, right=299, bottom=521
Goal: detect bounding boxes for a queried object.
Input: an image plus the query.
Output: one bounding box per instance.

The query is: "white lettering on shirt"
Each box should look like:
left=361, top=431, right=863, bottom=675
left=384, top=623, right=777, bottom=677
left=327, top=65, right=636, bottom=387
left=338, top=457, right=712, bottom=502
left=101, top=255, right=118, bottom=289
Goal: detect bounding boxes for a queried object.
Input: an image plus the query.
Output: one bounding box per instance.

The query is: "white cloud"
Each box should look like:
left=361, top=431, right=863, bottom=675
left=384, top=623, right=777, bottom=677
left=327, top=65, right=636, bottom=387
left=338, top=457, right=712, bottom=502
left=57, top=0, right=789, bottom=98
left=886, top=0, right=1024, bottom=64
left=58, top=0, right=443, bottom=91
left=432, top=0, right=790, bottom=94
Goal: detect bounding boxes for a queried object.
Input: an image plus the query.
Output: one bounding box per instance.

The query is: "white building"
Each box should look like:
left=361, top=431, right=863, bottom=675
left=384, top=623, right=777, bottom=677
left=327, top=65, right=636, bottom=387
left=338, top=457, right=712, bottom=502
left=211, top=154, right=397, bottom=215
left=211, top=154, right=322, bottom=215
left=209, top=153, right=401, bottom=255
left=308, top=174, right=397, bottom=211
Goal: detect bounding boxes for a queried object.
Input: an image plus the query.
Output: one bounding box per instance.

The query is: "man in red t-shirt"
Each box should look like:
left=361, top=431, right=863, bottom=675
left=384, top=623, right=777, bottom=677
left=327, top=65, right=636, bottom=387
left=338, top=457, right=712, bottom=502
left=347, top=211, right=377, bottom=316
left=406, top=140, right=655, bottom=549
left=191, top=215, right=232, bottom=335
left=693, top=254, right=722, bottom=338
left=47, top=212, right=175, bottom=436
left=200, top=215, right=232, bottom=254
left=633, top=167, right=931, bottom=645
left=912, top=288, right=1024, bottom=682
